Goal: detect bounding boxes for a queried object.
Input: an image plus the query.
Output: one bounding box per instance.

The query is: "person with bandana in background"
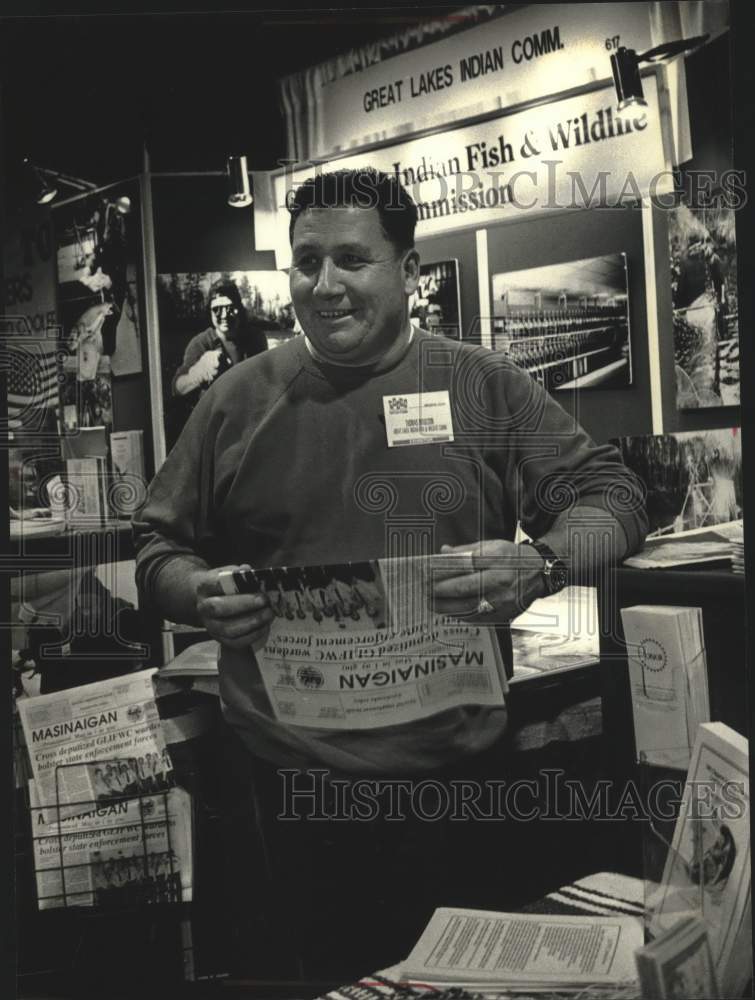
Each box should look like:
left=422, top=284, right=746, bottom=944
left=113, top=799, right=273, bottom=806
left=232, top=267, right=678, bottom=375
left=171, top=277, right=269, bottom=402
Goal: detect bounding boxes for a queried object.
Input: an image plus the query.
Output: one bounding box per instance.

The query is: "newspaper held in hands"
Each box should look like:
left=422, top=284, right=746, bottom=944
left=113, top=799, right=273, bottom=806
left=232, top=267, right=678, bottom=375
left=218, top=556, right=507, bottom=731
left=29, top=779, right=193, bottom=910
left=400, top=906, right=643, bottom=990
left=16, top=669, right=173, bottom=822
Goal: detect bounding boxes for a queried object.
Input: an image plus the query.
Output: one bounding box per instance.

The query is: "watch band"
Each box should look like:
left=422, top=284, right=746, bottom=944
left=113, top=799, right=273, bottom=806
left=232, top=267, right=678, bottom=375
left=524, top=539, right=569, bottom=595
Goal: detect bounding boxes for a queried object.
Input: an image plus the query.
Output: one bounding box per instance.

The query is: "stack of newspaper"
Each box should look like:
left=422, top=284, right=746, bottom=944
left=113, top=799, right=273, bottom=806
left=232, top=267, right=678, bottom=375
left=17, top=669, right=193, bottom=910
left=731, top=528, right=745, bottom=575
left=623, top=520, right=743, bottom=570
left=399, top=907, right=643, bottom=991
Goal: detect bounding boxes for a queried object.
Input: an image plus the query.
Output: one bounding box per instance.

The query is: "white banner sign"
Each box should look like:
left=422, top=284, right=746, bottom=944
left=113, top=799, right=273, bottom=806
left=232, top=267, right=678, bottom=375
left=298, top=2, right=654, bottom=158
left=269, top=74, right=672, bottom=268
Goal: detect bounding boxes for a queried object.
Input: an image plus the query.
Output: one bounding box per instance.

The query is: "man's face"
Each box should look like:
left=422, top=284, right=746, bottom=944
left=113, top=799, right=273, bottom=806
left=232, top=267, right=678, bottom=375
left=210, top=294, right=240, bottom=339
left=289, top=206, right=419, bottom=366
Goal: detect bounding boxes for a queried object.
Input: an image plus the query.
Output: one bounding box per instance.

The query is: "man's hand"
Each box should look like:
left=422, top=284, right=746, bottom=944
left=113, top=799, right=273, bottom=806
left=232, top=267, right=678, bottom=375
left=429, top=540, right=547, bottom=623
left=189, top=348, right=222, bottom=386
left=191, top=566, right=274, bottom=650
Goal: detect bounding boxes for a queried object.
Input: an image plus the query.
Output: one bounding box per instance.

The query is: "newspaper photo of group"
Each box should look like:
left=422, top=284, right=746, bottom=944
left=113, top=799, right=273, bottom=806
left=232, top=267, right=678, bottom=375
left=221, top=556, right=508, bottom=732
left=225, top=562, right=387, bottom=630
left=91, top=848, right=182, bottom=907
left=88, top=750, right=173, bottom=804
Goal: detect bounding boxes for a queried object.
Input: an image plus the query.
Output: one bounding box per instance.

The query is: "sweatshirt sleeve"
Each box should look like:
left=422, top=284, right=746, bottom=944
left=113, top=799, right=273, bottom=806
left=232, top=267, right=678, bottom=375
left=170, top=331, right=209, bottom=396
left=495, top=358, right=648, bottom=555
left=132, top=391, right=219, bottom=607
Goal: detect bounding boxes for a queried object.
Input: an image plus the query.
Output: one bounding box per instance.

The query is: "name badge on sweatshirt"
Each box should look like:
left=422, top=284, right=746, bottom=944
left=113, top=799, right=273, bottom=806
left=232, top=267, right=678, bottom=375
left=383, top=391, right=454, bottom=447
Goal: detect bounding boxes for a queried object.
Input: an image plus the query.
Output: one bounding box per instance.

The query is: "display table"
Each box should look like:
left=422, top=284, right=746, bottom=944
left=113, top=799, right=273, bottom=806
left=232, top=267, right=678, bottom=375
left=7, top=518, right=135, bottom=568
left=309, top=873, right=646, bottom=1000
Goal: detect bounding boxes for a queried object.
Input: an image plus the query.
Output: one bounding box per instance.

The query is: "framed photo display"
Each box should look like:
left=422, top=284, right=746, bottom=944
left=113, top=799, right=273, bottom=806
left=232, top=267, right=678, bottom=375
left=613, top=427, right=742, bottom=538
left=54, top=182, right=143, bottom=394
left=668, top=201, right=739, bottom=409
left=155, top=270, right=296, bottom=453
left=491, top=253, right=632, bottom=392
left=409, top=259, right=461, bottom=339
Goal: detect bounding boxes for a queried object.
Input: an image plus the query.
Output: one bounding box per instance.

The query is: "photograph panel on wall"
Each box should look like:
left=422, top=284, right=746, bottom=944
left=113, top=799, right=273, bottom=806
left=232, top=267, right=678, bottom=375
left=668, top=201, right=739, bottom=409
left=409, top=259, right=461, bottom=339
left=54, top=182, right=143, bottom=412
left=613, top=427, right=742, bottom=538
left=155, top=270, right=297, bottom=453
left=490, top=253, right=632, bottom=392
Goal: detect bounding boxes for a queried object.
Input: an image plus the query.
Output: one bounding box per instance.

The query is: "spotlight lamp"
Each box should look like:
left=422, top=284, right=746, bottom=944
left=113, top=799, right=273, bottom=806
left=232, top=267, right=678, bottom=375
left=226, top=154, right=253, bottom=208
left=23, top=158, right=58, bottom=205
left=22, top=158, right=98, bottom=205
left=610, top=33, right=709, bottom=112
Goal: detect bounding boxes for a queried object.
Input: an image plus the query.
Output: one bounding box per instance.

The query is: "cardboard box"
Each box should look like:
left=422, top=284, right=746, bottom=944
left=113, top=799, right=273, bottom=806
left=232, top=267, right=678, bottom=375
left=621, top=605, right=710, bottom=769
left=109, top=430, right=147, bottom=517
left=60, top=426, right=108, bottom=460
left=65, top=457, right=108, bottom=524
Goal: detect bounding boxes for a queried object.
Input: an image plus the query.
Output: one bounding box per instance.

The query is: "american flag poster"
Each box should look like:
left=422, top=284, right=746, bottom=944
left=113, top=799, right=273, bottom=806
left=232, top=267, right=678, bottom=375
left=2, top=206, right=60, bottom=436
left=2, top=329, right=61, bottom=434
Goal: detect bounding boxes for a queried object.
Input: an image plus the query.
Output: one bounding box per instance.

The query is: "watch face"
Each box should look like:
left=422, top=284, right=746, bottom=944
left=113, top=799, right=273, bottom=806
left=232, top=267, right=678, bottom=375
left=545, top=558, right=569, bottom=593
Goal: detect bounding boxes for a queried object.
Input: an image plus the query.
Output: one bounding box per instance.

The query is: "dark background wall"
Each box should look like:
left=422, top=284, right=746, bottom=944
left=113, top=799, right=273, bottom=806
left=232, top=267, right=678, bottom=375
left=152, top=176, right=276, bottom=273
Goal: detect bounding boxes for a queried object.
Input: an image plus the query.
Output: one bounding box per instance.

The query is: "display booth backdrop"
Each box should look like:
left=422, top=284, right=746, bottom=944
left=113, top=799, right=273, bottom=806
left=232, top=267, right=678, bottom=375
left=34, top=27, right=734, bottom=474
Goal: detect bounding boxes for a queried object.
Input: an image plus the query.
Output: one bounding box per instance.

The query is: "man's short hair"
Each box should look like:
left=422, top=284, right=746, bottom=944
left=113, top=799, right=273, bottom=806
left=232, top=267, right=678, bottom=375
left=207, top=277, right=243, bottom=313
left=287, top=167, right=418, bottom=253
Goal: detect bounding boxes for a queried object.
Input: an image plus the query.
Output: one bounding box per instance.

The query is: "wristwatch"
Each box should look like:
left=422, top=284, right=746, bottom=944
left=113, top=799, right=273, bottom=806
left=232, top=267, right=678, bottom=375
left=524, top=539, right=569, bottom=595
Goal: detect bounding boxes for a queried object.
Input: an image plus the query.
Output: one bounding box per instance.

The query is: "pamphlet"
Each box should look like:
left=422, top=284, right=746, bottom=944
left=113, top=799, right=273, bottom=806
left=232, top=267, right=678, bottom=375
left=635, top=916, right=719, bottom=999
left=624, top=520, right=743, bottom=570
left=649, top=722, right=750, bottom=993
left=400, top=906, right=643, bottom=989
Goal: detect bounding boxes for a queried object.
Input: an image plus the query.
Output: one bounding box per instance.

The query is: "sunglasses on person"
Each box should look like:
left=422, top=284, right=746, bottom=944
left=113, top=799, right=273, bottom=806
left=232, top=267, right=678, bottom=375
left=211, top=304, right=239, bottom=317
